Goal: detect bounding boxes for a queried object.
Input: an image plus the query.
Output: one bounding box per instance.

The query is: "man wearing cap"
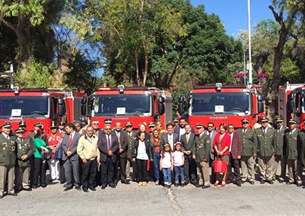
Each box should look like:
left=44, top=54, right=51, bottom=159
left=19, top=121, right=30, bottom=139
left=77, top=126, right=99, bottom=192
left=125, top=122, right=137, bottom=181
left=0, top=122, right=17, bottom=198
left=114, top=122, right=129, bottom=184
left=104, top=118, right=112, bottom=127
left=47, top=122, right=62, bottom=181
left=192, top=123, right=211, bottom=188
left=15, top=127, right=33, bottom=192
left=272, top=117, right=288, bottom=182
left=62, top=123, right=82, bottom=191
left=148, top=122, right=156, bottom=135
left=58, top=122, right=65, bottom=134
left=181, top=124, right=196, bottom=185
left=237, top=119, right=258, bottom=185
left=284, top=119, right=302, bottom=186
left=28, top=122, right=43, bottom=140
left=255, top=116, right=276, bottom=184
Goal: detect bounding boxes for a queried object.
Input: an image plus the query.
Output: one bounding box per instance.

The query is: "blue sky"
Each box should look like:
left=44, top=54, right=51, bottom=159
left=191, top=0, right=274, bottom=37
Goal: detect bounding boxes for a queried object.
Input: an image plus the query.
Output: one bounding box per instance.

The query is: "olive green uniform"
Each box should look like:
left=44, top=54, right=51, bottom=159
left=236, top=128, right=258, bottom=183
left=284, top=128, right=302, bottom=184
left=0, top=134, right=17, bottom=196
left=126, top=131, right=137, bottom=180
left=272, top=126, right=288, bottom=181
left=192, top=132, right=211, bottom=186
left=255, top=127, right=276, bottom=181
left=15, top=138, right=33, bottom=190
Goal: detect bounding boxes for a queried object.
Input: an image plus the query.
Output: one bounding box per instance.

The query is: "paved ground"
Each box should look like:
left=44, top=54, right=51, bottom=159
left=1, top=179, right=305, bottom=216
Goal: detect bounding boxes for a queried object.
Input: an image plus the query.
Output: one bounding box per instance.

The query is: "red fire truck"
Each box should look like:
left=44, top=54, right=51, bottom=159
left=82, top=85, right=172, bottom=130
left=177, top=83, right=264, bottom=129
left=278, top=82, right=305, bottom=126
left=0, top=88, right=85, bottom=132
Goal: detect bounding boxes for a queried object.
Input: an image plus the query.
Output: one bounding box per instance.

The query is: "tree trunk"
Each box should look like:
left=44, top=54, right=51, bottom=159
left=16, top=27, right=30, bottom=77
left=135, top=51, right=140, bottom=86
left=142, top=41, right=148, bottom=87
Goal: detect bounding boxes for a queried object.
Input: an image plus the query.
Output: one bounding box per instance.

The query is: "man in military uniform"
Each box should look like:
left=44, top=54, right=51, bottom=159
left=237, top=119, right=258, bottom=185
left=255, top=116, right=276, bottom=184
left=284, top=119, right=302, bottom=186
left=298, top=119, right=305, bottom=188
left=15, top=127, right=33, bottom=192
left=125, top=122, right=137, bottom=181
left=272, top=117, right=288, bottom=183
left=0, top=122, right=17, bottom=198
left=192, top=123, right=211, bottom=189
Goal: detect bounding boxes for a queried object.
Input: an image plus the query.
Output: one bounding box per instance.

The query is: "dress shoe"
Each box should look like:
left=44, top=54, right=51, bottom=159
left=236, top=182, right=242, bottom=187
left=8, top=192, right=18, bottom=196
left=202, top=185, right=211, bottom=189
left=82, top=188, right=89, bottom=192
left=89, top=187, right=96, bottom=191
left=75, top=186, right=81, bottom=191
left=278, top=179, right=284, bottom=183
left=41, top=185, right=47, bottom=188
left=109, top=183, right=116, bottom=188
left=267, top=180, right=274, bottom=185
left=260, top=180, right=265, bottom=184
left=296, top=183, right=302, bottom=187
left=23, top=188, right=32, bottom=191
left=286, top=181, right=294, bottom=185
left=196, top=183, right=203, bottom=188
left=214, top=181, right=219, bottom=186
left=63, top=183, right=67, bottom=188
left=174, top=183, right=179, bottom=187
left=249, top=181, right=255, bottom=185
left=221, top=181, right=226, bottom=187
left=63, top=186, right=73, bottom=191
left=0, top=195, right=3, bottom=199
left=32, top=186, right=37, bottom=189
left=181, top=182, right=185, bottom=187
left=101, top=185, right=107, bottom=189
left=121, top=180, right=130, bottom=184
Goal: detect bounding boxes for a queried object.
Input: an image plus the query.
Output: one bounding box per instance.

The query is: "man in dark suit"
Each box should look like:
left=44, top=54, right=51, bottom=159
left=161, top=122, right=179, bottom=151
left=62, top=123, right=82, bottom=191
left=181, top=124, right=196, bottom=185
left=206, top=122, right=217, bottom=183
left=227, top=124, right=242, bottom=186
left=98, top=123, right=119, bottom=189
left=114, top=122, right=129, bottom=184
left=174, top=117, right=187, bottom=141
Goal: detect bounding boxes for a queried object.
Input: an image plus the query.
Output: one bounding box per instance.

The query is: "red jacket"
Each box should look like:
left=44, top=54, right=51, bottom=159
left=230, top=132, right=242, bottom=159
left=213, top=132, right=231, bottom=156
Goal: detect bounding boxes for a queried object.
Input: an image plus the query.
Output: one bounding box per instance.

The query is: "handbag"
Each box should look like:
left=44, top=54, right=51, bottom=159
left=213, top=157, right=227, bottom=173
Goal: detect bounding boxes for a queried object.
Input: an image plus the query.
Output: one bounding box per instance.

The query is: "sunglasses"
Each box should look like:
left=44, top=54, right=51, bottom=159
left=16, top=132, right=24, bottom=134
left=105, top=128, right=111, bottom=131
left=93, top=123, right=99, bottom=125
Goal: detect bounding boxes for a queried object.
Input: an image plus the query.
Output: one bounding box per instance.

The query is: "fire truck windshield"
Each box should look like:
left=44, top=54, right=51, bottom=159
left=94, top=94, right=151, bottom=116
left=190, top=92, right=251, bottom=115
left=0, top=96, right=49, bottom=119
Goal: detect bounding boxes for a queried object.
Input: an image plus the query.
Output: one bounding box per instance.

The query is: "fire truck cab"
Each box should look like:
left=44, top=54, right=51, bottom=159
left=178, top=83, right=264, bottom=129
left=0, top=88, right=85, bottom=132
left=278, top=82, right=305, bottom=126
left=82, top=85, right=172, bottom=130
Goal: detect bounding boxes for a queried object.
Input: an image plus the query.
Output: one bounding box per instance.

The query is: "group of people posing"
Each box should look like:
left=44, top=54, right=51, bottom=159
left=0, top=114, right=304, bottom=198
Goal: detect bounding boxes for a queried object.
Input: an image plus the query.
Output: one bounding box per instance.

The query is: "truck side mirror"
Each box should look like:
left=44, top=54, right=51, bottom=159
left=58, top=97, right=66, bottom=117
left=288, top=93, right=294, bottom=112
left=81, top=97, right=87, bottom=116
left=257, top=95, right=264, bottom=113
left=157, top=96, right=165, bottom=115
left=178, top=103, right=183, bottom=115
left=178, top=96, right=184, bottom=103
left=87, top=96, right=95, bottom=117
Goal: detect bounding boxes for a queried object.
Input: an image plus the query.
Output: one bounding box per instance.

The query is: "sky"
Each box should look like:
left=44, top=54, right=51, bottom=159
left=191, top=0, right=274, bottom=37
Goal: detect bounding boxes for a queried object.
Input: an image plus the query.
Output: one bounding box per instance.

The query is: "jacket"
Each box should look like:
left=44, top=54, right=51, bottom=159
left=192, top=132, right=211, bottom=163
left=16, top=138, right=33, bottom=167
left=0, top=133, right=16, bottom=166
left=255, top=127, right=276, bottom=157
left=98, top=132, right=119, bottom=163
left=77, top=134, right=99, bottom=160
left=131, top=139, right=152, bottom=160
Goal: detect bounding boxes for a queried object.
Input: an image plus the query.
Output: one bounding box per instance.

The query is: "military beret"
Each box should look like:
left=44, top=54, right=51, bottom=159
left=260, top=116, right=269, bottom=123
left=125, top=122, right=132, bottom=127
left=275, top=117, right=283, bottom=123
left=149, top=122, right=156, bottom=127
left=289, top=119, right=297, bottom=124
left=34, top=122, right=43, bottom=127
left=104, top=118, right=112, bottom=124
left=241, top=119, right=249, bottom=124
left=15, top=127, right=25, bottom=133
left=173, top=118, right=179, bottom=123
left=19, top=120, right=27, bottom=127
left=1, top=122, right=11, bottom=129
left=59, top=122, right=65, bottom=126
left=196, top=123, right=204, bottom=129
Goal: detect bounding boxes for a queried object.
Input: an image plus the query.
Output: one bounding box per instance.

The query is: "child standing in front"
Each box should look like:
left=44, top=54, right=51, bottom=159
left=160, top=143, right=173, bottom=188
left=173, top=142, right=185, bottom=187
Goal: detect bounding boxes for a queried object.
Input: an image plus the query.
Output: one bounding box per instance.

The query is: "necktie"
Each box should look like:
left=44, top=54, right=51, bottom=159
left=68, top=134, right=72, bottom=150
left=107, top=135, right=111, bottom=150
left=186, top=134, right=189, bottom=143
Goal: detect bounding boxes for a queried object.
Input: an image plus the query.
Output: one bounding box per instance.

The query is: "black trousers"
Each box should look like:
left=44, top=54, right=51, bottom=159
left=29, top=155, right=35, bottom=187
left=81, top=159, right=97, bottom=189
left=59, top=159, right=66, bottom=183
left=137, top=159, right=148, bottom=182
left=227, top=153, right=241, bottom=183
left=33, top=158, right=47, bottom=187
left=100, top=157, right=115, bottom=185
left=120, top=157, right=127, bottom=181
left=184, top=156, right=196, bottom=182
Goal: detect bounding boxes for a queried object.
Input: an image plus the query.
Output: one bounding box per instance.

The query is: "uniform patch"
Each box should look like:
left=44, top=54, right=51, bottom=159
left=206, top=140, right=210, bottom=144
